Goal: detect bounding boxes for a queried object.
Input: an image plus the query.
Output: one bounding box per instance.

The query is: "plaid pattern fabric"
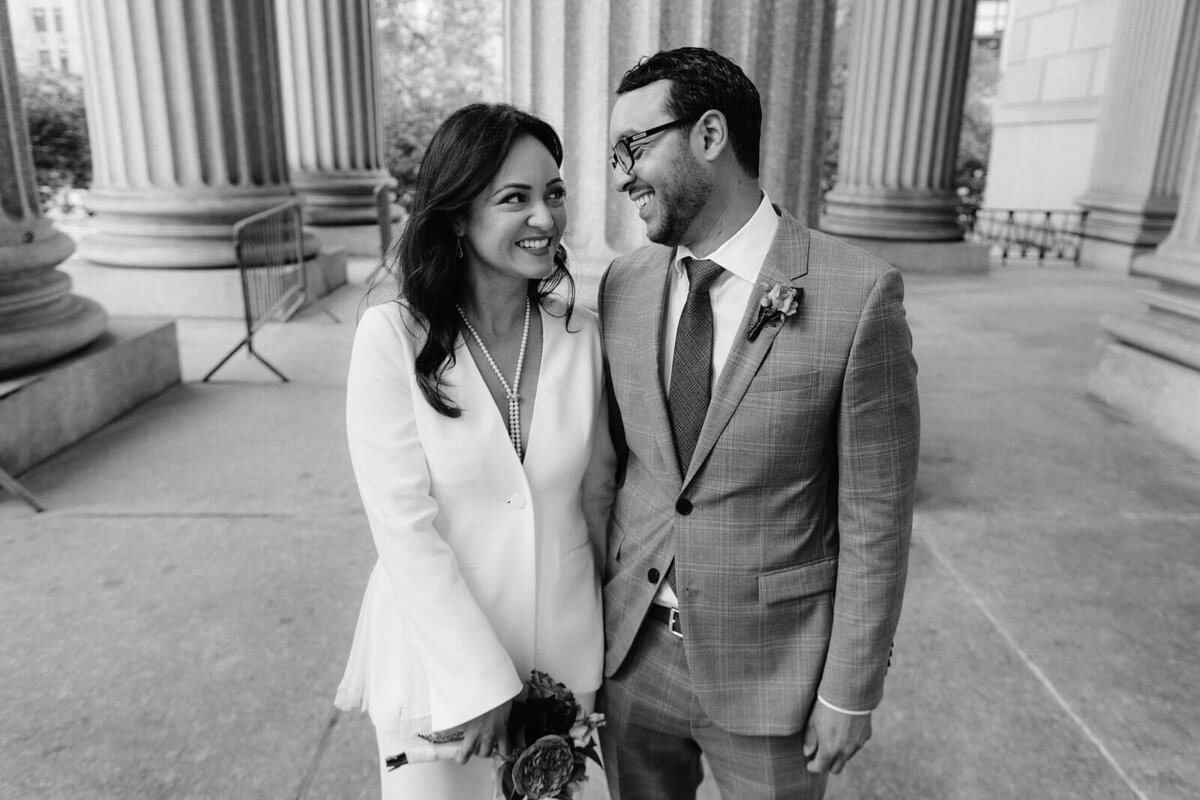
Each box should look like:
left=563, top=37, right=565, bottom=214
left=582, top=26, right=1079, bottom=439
left=668, top=257, right=724, bottom=470
left=665, top=257, right=723, bottom=592
left=599, top=620, right=829, bottom=800
left=598, top=205, right=920, bottom=736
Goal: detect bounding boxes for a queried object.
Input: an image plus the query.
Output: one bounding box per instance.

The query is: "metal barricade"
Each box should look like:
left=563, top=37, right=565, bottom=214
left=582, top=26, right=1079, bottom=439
left=0, top=466, right=44, bottom=511
left=203, top=201, right=327, bottom=382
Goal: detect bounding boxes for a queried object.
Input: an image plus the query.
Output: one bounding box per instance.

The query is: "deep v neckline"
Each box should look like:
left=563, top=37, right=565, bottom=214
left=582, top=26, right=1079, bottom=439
left=458, top=303, right=547, bottom=466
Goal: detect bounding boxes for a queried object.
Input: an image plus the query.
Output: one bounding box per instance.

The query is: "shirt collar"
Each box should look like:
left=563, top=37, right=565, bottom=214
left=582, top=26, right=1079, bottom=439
left=673, top=192, right=779, bottom=285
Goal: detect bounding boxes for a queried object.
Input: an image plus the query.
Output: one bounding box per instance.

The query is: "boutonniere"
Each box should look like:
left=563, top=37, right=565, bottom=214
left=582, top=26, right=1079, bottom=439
left=746, top=282, right=802, bottom=341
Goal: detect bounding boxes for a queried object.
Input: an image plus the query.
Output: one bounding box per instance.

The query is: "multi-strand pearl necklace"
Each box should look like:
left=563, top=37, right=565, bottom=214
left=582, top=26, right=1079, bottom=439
left=457, top=297, right=531, bottom=460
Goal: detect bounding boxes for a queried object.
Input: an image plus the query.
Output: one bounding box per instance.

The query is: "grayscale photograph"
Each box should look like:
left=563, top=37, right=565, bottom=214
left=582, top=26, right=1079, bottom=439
left=1, top=1, right=1198, bottom=799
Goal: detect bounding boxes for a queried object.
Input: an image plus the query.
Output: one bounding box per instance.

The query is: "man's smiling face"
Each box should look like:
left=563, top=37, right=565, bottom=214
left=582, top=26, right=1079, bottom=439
left=609, top=80, right=712, bottom=248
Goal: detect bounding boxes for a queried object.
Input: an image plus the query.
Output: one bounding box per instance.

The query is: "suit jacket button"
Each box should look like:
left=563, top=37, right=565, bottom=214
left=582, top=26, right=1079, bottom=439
left=675, top=498, right=693, bottom=515
left=647, top=568, right=660, bottom=584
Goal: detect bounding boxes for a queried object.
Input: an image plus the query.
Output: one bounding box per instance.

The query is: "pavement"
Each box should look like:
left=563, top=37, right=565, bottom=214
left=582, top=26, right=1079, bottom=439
left=2, top=256, right=1199, bottom=800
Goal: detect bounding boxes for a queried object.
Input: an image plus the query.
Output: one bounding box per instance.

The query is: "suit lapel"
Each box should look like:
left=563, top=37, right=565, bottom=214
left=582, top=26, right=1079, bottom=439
left=683, top=210, right=811, bottom=489
left=628, top=247, right=684, bottom=491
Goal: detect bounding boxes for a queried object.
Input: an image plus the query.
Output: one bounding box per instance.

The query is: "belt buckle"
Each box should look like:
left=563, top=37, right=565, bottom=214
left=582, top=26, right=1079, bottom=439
left=667, top=607, right=683, bottom=638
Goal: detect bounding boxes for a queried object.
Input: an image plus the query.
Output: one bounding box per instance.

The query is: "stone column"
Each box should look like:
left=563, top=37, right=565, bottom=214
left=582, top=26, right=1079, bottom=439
left=755, top=2, right=836, bottom=230
left=1089, top=104, right=1200, bottom=457
left=70, top=1, right=324, bottom=315
left=275, top=0, right=395, bottom=248
left=506, top=0, right=835, bottom=299
left=0, top=2, right=105, bottom=375
left=507, top=0, right=606, bottom=293
left=1076, top=0, right=1200, bottom=272
left=821, top=0, right=987, bottom=273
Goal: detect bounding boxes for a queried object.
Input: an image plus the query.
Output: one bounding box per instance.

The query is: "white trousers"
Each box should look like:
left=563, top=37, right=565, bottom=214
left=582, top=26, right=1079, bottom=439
left=375, top=728, right=495, bottom=799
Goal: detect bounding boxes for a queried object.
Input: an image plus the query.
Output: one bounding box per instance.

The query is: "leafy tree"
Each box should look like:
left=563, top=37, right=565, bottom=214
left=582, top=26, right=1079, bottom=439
left=956, top=38, right=1001, bottom=216
left=18, top=69, right=91, bottom=214
left=375, top=0, right=503, bottom=209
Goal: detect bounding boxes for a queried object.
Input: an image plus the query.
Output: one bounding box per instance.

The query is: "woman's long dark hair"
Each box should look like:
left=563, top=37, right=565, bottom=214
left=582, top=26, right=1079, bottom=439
left=386, top=103, right=575, bottom=417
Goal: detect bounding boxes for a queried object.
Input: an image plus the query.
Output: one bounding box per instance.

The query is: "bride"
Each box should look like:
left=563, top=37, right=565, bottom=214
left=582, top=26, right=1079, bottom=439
left=335, top=103, right=615, bottom=797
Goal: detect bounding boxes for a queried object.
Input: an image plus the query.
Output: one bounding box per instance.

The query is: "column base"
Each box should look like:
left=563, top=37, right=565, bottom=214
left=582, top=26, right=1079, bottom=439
left=0, top=319, right=180, bottom=477
left=1088, top=340, right=1200, bottom=459
left=61, top=249, right=348, bottom=318
left=1080, top=238, right=1158, bottom=273
left=1074, top=195, right=1175, bottom=273
left=0, top=293, right=108, bottom=375
left=826, top=236, right=990, bottom=274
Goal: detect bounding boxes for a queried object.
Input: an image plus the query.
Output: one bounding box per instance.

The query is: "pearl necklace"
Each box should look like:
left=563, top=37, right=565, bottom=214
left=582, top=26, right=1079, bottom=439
left=457, top=297, right=531, bottom=460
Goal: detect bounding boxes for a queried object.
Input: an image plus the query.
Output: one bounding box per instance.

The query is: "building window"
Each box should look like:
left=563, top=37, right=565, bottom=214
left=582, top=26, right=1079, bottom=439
left=39, top=49, right=51, bottom=69
left=54, top=7, right=64, bottom=32
left=32, top=8, right=47, bottom=32
left=59, top=52, right=69, bottom=74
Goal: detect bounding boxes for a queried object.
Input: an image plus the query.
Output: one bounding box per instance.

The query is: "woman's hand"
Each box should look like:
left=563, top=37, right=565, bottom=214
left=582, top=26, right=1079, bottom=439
left=450, top=698, right=515, bottom=764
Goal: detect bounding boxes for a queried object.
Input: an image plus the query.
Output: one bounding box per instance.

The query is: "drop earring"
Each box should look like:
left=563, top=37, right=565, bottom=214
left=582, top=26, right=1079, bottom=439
left=456, top=236, right=464, bottom=259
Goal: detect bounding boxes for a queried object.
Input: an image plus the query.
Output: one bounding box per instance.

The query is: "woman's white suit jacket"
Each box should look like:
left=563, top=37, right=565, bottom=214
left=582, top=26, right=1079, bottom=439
left=335, top=300, right=615, bottom=735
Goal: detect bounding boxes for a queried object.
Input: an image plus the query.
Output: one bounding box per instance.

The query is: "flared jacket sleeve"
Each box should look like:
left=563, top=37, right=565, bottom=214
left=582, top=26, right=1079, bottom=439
left=345, top=305, right=522, bottom=732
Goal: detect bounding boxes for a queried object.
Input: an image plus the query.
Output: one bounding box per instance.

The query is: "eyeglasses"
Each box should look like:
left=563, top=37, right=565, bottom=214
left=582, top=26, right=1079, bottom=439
left=609, top=117, right=696, bottom=174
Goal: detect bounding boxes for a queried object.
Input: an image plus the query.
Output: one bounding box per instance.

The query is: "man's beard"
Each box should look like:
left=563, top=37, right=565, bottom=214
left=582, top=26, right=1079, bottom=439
left=647, top=148, right=712, bottom=247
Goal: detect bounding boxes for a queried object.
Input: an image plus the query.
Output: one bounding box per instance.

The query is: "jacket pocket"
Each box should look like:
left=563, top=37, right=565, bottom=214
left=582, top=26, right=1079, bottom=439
left=745, top=369, right=820, bottom=394
left=758, top=558, right=838, bottom=604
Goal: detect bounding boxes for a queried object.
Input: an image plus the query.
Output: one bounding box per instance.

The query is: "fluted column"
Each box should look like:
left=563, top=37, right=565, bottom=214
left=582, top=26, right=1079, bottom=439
left=0, top=0, right=105, bottom=375
left=1089, top=103, right=1200, bottom=456
left=75, top=0, right=307, bottom=270
left=506, top=0, right=835, bottom=297
left=756, top=2, right=836, bottom=231
left=1076, top=0, right=1200, bottom=272
left=275, top=0, right=392, bottom=226
left=822, top=0, right=976, bottom=242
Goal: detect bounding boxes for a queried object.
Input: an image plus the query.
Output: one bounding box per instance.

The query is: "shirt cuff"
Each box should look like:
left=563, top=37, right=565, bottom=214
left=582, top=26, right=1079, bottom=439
left=818, top=696, right=873, bottom=716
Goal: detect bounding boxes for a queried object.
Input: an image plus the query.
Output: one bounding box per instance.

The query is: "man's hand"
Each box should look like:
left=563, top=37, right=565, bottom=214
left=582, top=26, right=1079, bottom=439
left=802, top=702, right=871, bottom=774
left=445, top=698, right=515, bottom=764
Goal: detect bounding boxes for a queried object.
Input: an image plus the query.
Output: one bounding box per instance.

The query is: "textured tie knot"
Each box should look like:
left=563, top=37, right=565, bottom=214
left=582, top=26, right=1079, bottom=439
left=684, top=258, right=723, bottom=295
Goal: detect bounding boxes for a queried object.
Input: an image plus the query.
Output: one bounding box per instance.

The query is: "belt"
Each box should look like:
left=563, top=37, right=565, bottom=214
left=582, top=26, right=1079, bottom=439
left=648, top=603, right=683, bottom=638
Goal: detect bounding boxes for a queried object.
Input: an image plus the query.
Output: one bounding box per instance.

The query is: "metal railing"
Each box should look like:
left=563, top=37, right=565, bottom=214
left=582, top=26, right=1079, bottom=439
left=962, top=208, right=1090, bottom=265
left=203, top=200, right=336, bottom=382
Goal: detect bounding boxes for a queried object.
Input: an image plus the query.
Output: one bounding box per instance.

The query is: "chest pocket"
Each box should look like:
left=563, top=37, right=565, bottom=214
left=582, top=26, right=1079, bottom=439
left=745, top=368, right=820, bottom=395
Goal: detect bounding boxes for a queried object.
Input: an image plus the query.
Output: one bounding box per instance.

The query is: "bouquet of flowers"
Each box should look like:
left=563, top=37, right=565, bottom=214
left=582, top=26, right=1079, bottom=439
left=385, top=670, right=604, bottom=800
left=494, top=671, right=604, bottom=799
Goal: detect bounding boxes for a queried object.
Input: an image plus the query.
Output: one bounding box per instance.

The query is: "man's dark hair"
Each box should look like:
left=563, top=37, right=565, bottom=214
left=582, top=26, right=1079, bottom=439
left=617, top=47, right=762, bottom=178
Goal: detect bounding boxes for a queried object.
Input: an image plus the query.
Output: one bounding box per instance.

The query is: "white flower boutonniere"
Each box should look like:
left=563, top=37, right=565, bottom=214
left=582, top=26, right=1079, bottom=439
left=747, top=282, right=802, bottom=341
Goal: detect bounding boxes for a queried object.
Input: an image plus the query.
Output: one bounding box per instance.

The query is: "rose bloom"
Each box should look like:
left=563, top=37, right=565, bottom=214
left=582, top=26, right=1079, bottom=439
left=511, top=735, right=575, bottom=799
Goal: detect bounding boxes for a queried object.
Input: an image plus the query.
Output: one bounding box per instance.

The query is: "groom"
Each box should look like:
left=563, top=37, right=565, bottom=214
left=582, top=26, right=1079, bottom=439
left=597, top=47, right=920, bottom=799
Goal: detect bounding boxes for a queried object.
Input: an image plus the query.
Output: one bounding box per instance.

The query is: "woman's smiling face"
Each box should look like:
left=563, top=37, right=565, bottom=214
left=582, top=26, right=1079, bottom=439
left=460, top=134, right=567, bottom=284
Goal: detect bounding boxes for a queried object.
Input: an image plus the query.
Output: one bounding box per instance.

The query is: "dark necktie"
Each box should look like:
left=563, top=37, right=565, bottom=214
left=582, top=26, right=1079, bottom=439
left=664, top=257, right=723, bottom=593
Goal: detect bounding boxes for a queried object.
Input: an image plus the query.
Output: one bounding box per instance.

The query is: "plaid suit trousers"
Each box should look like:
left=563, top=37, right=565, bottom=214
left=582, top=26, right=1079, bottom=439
left=599, top=620, right=829, bottom=800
